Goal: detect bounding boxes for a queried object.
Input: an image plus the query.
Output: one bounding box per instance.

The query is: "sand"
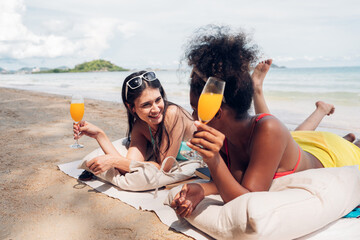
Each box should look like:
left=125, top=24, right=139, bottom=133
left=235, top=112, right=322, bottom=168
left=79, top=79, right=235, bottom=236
left=0, top=87, right=191, bottom=240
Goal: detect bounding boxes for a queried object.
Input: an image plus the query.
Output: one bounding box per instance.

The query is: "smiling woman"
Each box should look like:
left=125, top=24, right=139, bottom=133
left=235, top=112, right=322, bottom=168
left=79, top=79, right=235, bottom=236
left=73, top=70, right=196, bottom=181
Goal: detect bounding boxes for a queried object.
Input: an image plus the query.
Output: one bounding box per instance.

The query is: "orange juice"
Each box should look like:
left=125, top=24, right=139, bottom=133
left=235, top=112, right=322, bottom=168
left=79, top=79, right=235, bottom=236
left=197, top=93, right=223, bottom=123
left=70, top=103, right=84, bottom=122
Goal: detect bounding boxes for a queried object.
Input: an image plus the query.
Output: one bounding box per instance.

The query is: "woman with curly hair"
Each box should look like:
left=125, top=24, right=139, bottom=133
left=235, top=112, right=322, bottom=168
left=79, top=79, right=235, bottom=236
left=170, top=25, right=360, bottom=217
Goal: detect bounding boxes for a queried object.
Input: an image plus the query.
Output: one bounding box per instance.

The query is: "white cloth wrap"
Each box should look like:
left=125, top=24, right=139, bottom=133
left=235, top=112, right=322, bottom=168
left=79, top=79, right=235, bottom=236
left=78, top=138, right=202, bottom=192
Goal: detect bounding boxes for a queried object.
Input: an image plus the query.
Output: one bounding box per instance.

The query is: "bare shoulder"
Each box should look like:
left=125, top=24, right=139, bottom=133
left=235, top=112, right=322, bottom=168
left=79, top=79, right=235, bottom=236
left=249, top=115, right=291, bottom=164
left=164, top=104, right=191, bottom=122
left=166, top=104, right=180, bottom=117
left=254, top=115, right=288, bottom=138
left=164, top=104, right=194, bottom=136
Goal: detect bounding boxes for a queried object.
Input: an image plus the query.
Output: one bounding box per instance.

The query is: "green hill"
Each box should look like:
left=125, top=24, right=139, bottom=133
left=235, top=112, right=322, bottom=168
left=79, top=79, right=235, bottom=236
left=36, top=59, right=128, bottom=73
left=71, top=59, right=128, bottom=72
left=271, top=63, right=286, bottom=69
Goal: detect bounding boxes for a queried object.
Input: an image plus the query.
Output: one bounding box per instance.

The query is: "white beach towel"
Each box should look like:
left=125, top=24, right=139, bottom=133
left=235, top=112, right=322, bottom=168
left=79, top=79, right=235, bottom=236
left=58, top=159, right=210, bottom=240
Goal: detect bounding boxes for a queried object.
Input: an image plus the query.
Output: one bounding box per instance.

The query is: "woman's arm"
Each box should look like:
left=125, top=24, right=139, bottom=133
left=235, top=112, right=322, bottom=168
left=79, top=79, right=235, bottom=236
left=188, top=121, right=251, bottom=203
left=85, top=120, right=160, bottom=174
left=170, top=119, right=251, bottom=216
left=171, top=181, right=219, bottom=217
left=171, top=118, right=290, bottom=216
left=189, top=118, right=289, bottom=202
left=241, top=118, right=289, bottom=191
left=76, top=121, right=120, bottom=156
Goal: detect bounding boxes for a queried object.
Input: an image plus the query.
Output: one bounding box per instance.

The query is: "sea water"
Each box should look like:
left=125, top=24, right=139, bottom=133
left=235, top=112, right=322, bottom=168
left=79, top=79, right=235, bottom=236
left=1, top=67, right=359, bottom=135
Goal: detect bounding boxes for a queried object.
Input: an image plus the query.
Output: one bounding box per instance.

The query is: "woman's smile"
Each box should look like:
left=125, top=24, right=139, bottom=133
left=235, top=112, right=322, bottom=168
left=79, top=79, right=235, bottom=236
left=149, top=112, right=162, bottom=119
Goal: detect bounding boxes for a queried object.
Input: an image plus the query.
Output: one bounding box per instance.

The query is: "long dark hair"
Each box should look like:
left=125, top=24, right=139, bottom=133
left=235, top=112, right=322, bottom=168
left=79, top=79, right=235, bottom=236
left=121, top=71, right=171, bottom=162
left=186, top=25, right=259, bottom=119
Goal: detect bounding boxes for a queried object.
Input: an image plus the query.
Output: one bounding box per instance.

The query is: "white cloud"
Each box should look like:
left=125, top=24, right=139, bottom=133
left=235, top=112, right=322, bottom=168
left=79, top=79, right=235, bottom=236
left=0, top=0, right=136, bottom=60
left=117, top=22, right=139, bottom=38
left=42, top=20, right=73, bottom=34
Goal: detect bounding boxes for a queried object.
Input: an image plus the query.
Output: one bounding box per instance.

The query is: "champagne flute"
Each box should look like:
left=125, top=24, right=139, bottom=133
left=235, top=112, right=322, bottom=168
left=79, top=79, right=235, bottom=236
left=183, top=77, right=226, bottom=160
left=197, top=77, right=225, bottom=123
left=70, top=94, right=84, bottom=149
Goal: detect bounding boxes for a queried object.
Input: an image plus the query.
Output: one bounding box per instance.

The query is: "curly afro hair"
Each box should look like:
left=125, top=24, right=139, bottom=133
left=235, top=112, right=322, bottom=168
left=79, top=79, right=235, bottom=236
left=186, top=25, right=259, bottom=119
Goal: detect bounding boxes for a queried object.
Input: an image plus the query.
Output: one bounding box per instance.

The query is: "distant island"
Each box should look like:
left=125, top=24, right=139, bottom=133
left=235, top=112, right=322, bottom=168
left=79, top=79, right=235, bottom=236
left=35, top=59, right=128, bottom=73
left=271, top=63, right=286, bottom=69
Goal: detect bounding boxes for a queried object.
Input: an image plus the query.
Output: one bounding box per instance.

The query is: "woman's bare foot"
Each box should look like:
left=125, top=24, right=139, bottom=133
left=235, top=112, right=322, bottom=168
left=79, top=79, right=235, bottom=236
left=354, top=139, right=360, bottom=148
left=252, top=59, right=272, bottom=93
left=315, top=101, right=335, bottom=116
left=343, top=133, right=356, bottom=143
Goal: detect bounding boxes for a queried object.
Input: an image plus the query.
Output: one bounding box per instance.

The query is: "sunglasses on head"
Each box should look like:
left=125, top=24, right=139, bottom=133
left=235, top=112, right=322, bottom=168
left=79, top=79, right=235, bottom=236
left=125, top=71, right=158, bottom=100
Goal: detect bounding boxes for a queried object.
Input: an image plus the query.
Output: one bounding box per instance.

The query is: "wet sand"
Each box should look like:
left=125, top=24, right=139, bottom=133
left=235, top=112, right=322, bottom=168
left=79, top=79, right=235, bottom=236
left=0, top=87, right=190, bottom=240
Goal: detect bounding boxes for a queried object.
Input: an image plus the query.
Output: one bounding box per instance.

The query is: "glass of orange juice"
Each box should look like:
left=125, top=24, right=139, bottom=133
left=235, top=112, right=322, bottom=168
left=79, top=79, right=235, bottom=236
left=182, top=77, right=225, bottom=161
left=70, top=94, right=84, bottom=148
left=198, top=77, right=225, bottom=123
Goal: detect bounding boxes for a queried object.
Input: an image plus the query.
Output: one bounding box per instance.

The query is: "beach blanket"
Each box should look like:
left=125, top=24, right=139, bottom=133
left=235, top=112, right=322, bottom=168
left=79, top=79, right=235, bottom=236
left=58, top=160, right=210, bottom=240
left=59, top=160, right=360, bottom=240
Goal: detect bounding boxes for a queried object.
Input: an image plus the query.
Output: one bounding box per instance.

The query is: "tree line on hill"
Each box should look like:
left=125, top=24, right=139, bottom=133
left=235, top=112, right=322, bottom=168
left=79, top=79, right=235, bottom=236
left=36, top=59, right=128, bottom=73
left=0, top=59, right=128, bottom=74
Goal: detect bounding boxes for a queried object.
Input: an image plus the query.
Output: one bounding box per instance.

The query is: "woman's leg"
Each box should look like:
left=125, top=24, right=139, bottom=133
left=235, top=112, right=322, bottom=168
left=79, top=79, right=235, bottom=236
left=295, top=103, right=357, bottom=143
left=295, top=101, right=335, bottom=131
left=251, top=60, right=349, bottom=135
left=252, top=59, right=272, bottom=114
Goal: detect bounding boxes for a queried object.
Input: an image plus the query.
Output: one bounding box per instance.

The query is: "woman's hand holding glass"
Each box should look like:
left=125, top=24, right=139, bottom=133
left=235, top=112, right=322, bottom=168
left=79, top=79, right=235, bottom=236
left=187, top=121, right=225, bottom=165
left=182, top=77, right=225, bottom=160
left=73, top=121, right=104, bottom=141
left=73, top=121, right=118, bottom=175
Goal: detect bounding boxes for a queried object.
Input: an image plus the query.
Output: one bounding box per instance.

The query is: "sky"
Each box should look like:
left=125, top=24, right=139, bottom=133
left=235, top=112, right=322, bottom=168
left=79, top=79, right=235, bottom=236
left=1, top=0, right=360, bottom=70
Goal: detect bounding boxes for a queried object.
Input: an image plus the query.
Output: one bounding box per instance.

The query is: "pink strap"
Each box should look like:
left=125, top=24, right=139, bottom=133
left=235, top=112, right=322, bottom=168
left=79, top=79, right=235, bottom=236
left=255, top=113, right=272, bottom=122
left=273, top=146, right=301, bottom=179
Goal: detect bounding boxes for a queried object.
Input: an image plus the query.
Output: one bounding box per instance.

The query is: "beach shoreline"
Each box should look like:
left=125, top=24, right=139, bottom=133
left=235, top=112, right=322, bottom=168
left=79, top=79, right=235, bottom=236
left=0, top=87, right=190, bottom=239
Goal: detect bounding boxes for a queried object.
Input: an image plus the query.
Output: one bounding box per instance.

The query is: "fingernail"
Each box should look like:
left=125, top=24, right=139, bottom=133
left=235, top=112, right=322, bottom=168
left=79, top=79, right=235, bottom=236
left=194, top=121, right=200, bottom=126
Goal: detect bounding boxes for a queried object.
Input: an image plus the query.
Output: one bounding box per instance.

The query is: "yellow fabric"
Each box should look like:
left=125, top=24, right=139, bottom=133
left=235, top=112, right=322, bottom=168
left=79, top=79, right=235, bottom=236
left=290, top=131, right=360, bottom=169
